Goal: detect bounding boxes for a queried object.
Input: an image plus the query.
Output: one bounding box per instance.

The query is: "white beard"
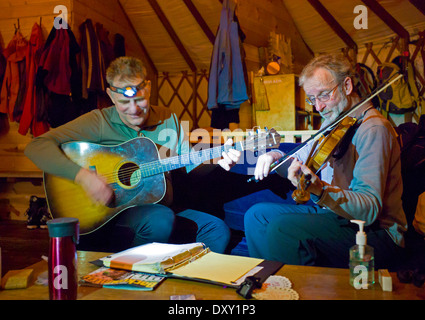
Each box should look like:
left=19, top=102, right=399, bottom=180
left=321, top=90, right=349, bottom=123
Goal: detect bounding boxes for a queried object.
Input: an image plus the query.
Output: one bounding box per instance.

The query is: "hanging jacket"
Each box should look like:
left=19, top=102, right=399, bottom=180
left=18, top=23, right=48, bottom=137
left=39, top=28, right=72, bottom=95
left=96, top=22, right=114, bottom=70
left=33, top=26, right=81, bottom=129
left=207, top=0, right=248, bottom=111
left=80, top=19, right=106, bottom=99
left=114, top=33, right=126, bottom=58
left=0, top=50, right=6, bottom=89
left=0, top=32, right=27, bottom=121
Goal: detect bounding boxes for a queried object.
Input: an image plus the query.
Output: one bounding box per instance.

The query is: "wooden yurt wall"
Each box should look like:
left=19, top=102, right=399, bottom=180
left=0, top=0, right=73, bottom=220
left=0, top=0, right=148, bottom=220
left=0, top=0, right=72, bottom=49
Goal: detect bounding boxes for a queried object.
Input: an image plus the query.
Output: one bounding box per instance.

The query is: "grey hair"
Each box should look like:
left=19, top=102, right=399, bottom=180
left=106, top=56, right=147, bottom=86
left=299, top=53, right=353, bottom=87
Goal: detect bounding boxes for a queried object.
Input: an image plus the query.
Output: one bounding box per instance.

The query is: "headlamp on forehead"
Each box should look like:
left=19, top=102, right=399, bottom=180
left=109, top=81, right=148, bottom=98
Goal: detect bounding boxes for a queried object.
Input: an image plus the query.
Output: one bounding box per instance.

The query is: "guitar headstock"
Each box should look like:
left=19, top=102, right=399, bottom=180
left=243, top=128, right=281, bottom=151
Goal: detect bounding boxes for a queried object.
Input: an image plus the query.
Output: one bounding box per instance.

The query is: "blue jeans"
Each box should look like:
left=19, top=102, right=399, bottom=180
left=78, top=204, right=230, bottom=253
left=244, top=202, right=403, bottom=269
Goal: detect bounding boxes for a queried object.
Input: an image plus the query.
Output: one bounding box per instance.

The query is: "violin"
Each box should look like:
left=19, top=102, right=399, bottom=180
left=246, top=72, right=403, bottom=184
left=291, top=116, right=358, bottom=204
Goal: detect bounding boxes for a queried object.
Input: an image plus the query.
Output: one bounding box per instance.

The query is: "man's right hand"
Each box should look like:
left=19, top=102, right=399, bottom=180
left=74, top=168, right=114, bottom=206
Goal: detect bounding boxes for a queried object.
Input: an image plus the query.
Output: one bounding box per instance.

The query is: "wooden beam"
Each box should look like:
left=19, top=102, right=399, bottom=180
left=117, top=0, right=157, bottom=75
left=183, top=0, right=215, bottom=45
left=117, top=0, right=158, bottom=105
left=307, top=0, right=357, bottom=51
left=409, top=0, right=425, bottom=17
left=361, top=0, right=410, bottom=41
left=192, top=72, right=198, bottom=129
left=147, top=0, right=197, bottom=72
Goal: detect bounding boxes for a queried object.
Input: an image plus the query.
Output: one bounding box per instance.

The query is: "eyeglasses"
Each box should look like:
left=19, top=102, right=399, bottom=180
left=305, top=84, right=340, bottom=106
left=110, top=80, right=149, bottom=98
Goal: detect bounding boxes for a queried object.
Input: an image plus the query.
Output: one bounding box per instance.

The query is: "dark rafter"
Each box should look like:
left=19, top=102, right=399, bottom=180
left=409, top=0, right=425, bottom=17
left=361, top=0, right=410, bottom=41
left=307, top=0, right=357, bottom=51
left=183, top=0, right=215, bottom=44
left=117, top=0, right=158, bottom=104
left=147, top=0, right=197, bottom=72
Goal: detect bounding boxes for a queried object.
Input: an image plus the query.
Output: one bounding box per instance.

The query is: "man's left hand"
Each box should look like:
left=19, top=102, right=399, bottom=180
left=218, top=138, right=241, bottom=171
left=288, top=158, right=323, bottom=196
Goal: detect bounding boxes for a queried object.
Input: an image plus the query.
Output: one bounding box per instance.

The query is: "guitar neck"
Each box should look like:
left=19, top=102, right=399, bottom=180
left=139, top=141, right=245, bottom=177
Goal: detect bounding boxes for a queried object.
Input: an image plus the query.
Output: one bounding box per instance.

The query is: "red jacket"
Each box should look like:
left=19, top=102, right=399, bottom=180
left=19, top=23, right=48, bottom=136
left=38, top=28, right=71, bottom=95
left=0, top=32, right=27, bottom=121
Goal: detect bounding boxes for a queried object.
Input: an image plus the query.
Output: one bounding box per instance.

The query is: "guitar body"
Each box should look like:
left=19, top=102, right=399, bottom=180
left=43, top=128, right=282, bottom=235
left=44, top=138, right=166, bottom=235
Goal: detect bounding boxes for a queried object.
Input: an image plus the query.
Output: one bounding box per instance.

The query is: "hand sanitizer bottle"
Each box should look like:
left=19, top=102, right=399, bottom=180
left=349, top=220, right=375, bottom=289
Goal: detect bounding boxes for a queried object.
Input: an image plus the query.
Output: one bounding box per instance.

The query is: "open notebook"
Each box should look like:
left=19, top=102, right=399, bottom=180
left=93, top=242, right=282, bottom=287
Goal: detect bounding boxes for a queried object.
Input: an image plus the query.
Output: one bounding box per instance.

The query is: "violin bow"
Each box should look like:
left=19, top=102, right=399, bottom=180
left=247, top=72, right=403, bottom=182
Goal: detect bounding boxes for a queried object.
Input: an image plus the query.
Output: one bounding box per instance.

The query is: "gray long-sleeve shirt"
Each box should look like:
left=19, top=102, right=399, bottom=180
left=286, top=104, right=407, bottom=247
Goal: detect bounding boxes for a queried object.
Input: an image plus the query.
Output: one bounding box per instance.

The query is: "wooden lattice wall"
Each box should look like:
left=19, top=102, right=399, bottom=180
left=157, top=70, right=211, bottom=131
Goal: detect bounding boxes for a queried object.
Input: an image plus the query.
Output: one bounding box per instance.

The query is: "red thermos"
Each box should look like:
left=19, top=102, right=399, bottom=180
left=46, top=217, right=79, bottom=300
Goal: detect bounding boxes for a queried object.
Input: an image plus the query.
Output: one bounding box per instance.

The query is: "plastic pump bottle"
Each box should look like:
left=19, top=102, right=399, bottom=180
left=349, top=220, right=375, bottom=289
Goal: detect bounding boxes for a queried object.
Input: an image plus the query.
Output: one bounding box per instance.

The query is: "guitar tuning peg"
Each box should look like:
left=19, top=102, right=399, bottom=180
left=248, top=130, right=255, bottom=136
left=264, top=127, right=269, bottom=132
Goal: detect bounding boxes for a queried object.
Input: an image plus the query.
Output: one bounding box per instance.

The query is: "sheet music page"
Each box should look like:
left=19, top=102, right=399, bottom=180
left=170, top=252, right=263, bottom=285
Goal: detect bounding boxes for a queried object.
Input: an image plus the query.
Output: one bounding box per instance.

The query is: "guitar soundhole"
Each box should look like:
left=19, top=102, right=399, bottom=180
left=117, top=162, right=141, bottom=187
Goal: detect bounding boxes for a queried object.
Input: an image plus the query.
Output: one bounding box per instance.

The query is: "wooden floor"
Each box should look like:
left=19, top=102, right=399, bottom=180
left=0, top=220, right=49, bottom=277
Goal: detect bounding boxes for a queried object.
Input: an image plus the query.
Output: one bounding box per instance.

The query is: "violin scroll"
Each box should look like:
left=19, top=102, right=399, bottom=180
left=292, top=174, right=311, bottom=204
left=291, top=116, right=358, bottom=205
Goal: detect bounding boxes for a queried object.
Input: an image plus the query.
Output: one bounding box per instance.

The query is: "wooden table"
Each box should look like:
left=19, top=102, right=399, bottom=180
left=0, top=251, right=423, bottom=301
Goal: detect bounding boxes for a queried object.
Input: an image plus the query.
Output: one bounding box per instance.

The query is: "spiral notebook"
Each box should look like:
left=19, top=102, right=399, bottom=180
left=92, top=242, right=282, bottom=288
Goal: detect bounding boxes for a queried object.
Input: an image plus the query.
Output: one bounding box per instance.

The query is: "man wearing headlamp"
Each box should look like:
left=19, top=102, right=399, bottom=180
left=25, top=56, right=240, bottom=253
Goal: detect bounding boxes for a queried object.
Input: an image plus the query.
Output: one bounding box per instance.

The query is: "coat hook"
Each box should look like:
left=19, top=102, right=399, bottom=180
left=14, top=18, right=20, bottom=34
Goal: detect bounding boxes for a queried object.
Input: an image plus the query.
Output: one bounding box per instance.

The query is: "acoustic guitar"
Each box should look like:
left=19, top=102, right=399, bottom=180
left=44, top=129, right=281, bottom=235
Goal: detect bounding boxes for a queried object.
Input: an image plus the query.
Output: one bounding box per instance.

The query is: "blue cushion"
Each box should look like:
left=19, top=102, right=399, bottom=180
left=230, top=237, right=249, bottom=256
left=224, top=142, right=317, bottom=233
left=224, top=142, right=313, bottom=255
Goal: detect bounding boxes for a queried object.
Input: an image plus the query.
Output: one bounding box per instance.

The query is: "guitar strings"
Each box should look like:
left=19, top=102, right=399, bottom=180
left=49, top=136, right=272, bottom=214
left=91, top=142, right=248, bottom=184
left=48, top=146, right=237, bottom=211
